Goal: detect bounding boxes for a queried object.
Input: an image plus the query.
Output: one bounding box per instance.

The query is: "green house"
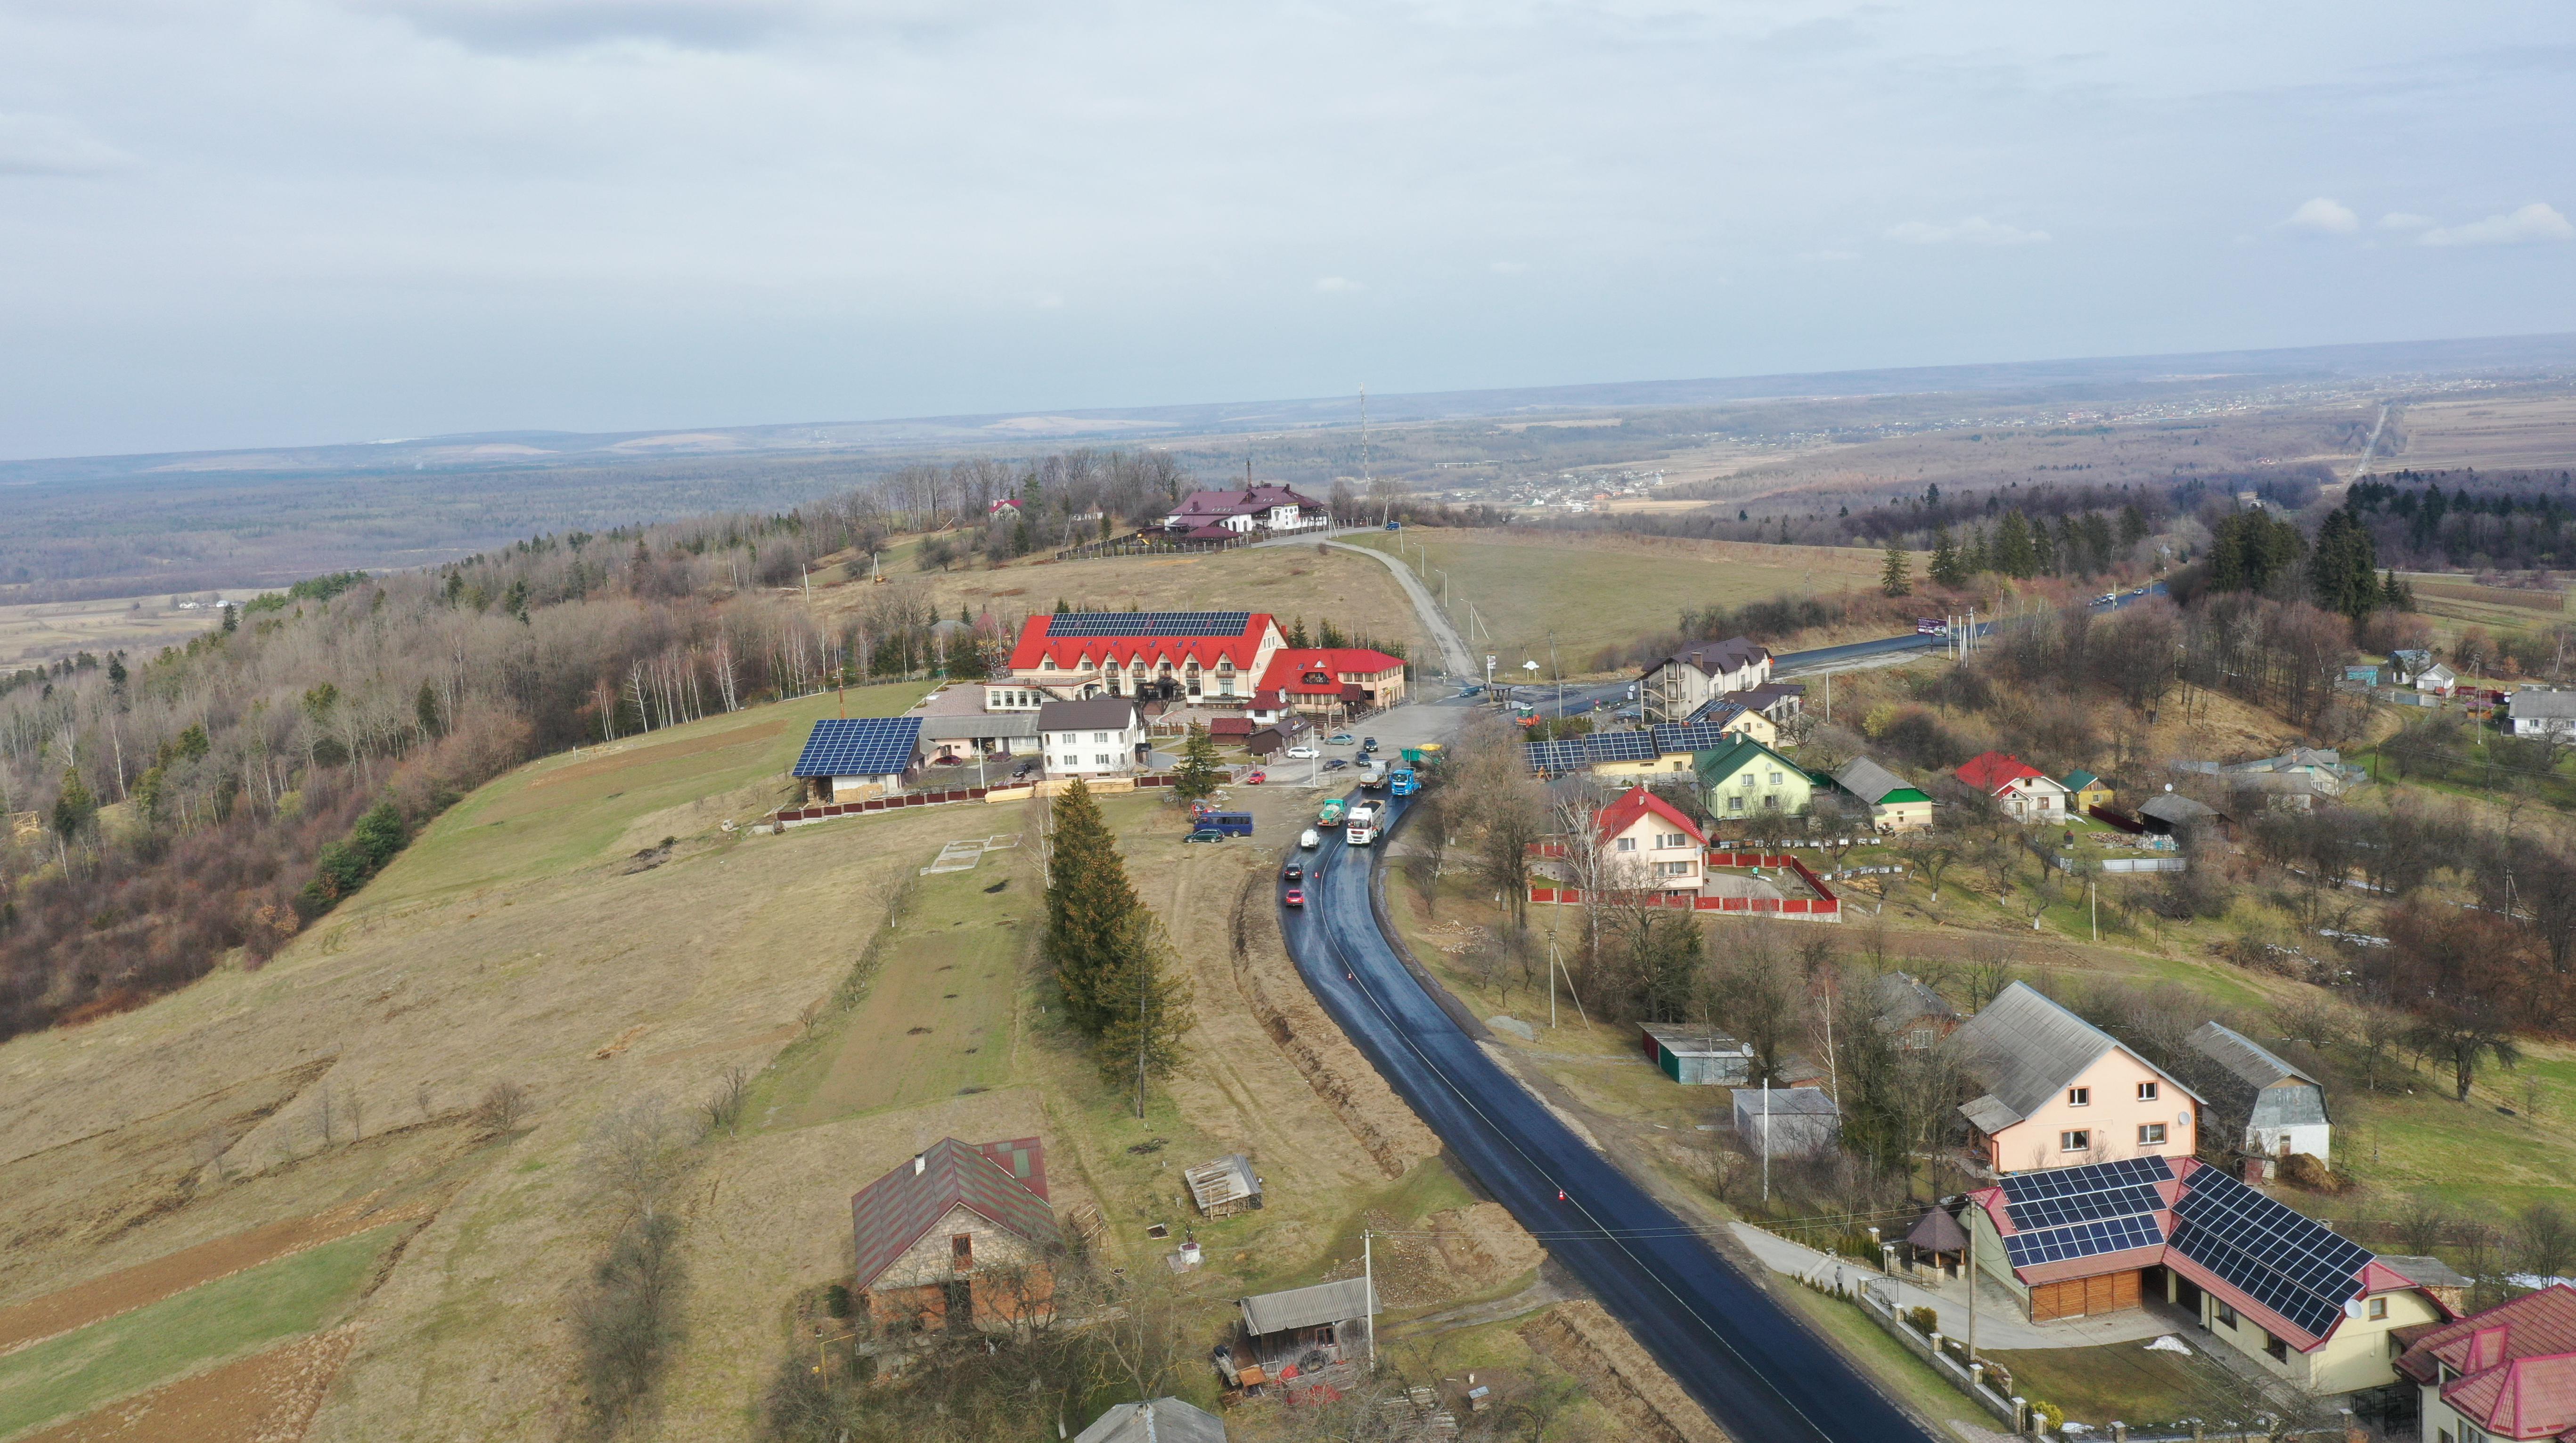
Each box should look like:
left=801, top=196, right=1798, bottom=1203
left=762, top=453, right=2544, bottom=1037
left=1695, top=736, right=1813, bottom=823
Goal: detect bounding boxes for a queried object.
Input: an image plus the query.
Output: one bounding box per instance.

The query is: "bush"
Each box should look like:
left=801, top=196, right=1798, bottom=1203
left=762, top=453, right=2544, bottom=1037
left=2028, top=1399, right=2064, bottom=1434
left=1904, top=1305, right=1939, bottom=1336
left=2280, top=1152, right=2350, bottom=1194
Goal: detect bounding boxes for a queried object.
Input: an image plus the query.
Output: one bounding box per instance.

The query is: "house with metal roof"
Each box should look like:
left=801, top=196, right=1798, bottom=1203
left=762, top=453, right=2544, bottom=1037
left=1680, top=695, right=1778, bottom=747
left=2397, top=1282, right=2576, bottom=1443
left=1732, top=1085, right=1840, bottom=1157
left=1157, top=484, right=1327, bottom=536
left=1595, top=785, right=1708, bottom=896
left=1873, top=971, right=1960, bottom=1049
left=2188, top=1022, right=2331, bottom=1161
left=1955, top=752, right=2072, bottom=823
left=1695, top=736, right=1813, bottom=823
left=2138, top=791, right=2227, bottom=837
left=1639, top=1023, right=1753, bottom=1084
left=1237, top=1278, right=1377, bottom=1378
left=1954, top=982, right=2201, bottom=1175
left=2059, top=769, right=2114, bottom=813
left=2511, top=688, right=2576, bottom=738
left=1006, top=612, right=1286, bottom=705
left=1074, top=1398, right=1229, bottom=1443
left=1038, top=697, right=1147, bottom=779
left=1254, top=647, right=1408, bottom=719
left=1961, top=1154, right=2446, bottom=1396
left=851, top=1137, right=1061, bottom=1332
left=1828, top=756, right=1933, bottom=831
left=1520, top=720, right=1766, bottom=780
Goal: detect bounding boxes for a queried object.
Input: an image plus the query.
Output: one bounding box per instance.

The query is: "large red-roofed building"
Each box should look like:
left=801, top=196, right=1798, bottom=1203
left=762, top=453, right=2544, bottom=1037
left=1255, top=646, right=1408, bottom=719
left=992, top=612, right=1285, bottom=708
left=2399, top=1283, right=2576, bottom=1443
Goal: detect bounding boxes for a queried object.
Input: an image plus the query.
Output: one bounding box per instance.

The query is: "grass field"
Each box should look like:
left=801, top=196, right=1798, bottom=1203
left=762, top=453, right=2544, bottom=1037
left=1343, top=530, right=1895, bottom=674
left=2392, top=395, right=2576, bottom=472
left=1983, top=1338, right=2230, bottom=1431
left=0, top=1223, right=408, bottom=1439
left=0, top=594, right=222, bottom=669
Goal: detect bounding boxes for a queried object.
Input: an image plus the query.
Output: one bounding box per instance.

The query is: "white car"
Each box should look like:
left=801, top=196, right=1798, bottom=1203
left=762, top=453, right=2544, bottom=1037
left=1284, top=746, right=1320, bottom=759
left=1299, top=828, right=1321, bottom=848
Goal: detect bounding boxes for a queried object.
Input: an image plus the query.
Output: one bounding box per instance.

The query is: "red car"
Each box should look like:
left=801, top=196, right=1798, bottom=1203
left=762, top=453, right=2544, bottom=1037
left=1283, top=887, right=1305, bottom=908
left=1243, top=770, right=1267, bottom=785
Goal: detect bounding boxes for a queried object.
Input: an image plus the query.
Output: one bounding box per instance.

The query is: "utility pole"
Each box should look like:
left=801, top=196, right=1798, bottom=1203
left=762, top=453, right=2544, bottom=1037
left=1363, top=1230, right=1378, bottom=1367
left=1762, top=1077, right=1772, bottom=1204
left=1135, top=962, right=1151, bottom=1121
left=1965, top=1213, right=1977, bottom=1361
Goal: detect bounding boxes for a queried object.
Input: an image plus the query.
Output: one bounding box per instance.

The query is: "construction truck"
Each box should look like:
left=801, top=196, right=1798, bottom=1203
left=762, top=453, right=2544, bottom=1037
left=1344, top=800, right=1383, bottom=846
left=1360, top=759, right=1389, bottom=790
left=1317, top=797, right=1346, bottom=828
left=1389, top=768, right=1418, bottom=797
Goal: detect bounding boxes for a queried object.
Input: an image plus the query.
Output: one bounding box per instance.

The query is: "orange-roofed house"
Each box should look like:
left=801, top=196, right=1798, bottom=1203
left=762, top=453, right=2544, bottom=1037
left=2398, top=1283, right=2576, bottom=1443
left=852, top=1137, right=1062, bottom=1333
left=997, top=612, right=1285, bottom=708
left=1595, top=785, right=1708, bottom=897
left=1956, top=751, right=2073, bottom=823
left=1256, top=647, right=1408, bottom=722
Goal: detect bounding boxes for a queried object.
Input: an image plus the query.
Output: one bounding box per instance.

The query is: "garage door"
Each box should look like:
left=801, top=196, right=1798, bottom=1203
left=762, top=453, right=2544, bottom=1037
left=2030, top=1271, right=2141, bottom=1321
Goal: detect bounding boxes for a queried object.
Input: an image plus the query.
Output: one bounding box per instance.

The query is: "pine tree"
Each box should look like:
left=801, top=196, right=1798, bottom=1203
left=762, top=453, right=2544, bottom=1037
left=1044, top=779, right=1145, bottom=1035
left=2030, top=516, right=2057, bottom=576
left=416, top=681, right=442, bottom=738
left=1287, top=617, right=1311, bottom=648
left=1964, top=526, right=1990, bottom=577
left=2118, top=504, right=2150, bottom=548
left=52, top=767, right=96, bottom=843
left=1928, top=526, right=1963, bottom=588
left=1318, top=618, right=1348, bottom=648
left=1093, top=918, right=1195, bottom=1113
left=2308, top=507, right=2381, bottom=621
left=1173, top=725, right=1222, bottom=803
left=1879, top=540, right=1912, bottom=597
left=1992, top=511, right=2037, bottom=578
left=221, top=603, right=238, bottom=634
left=2380, top=569, right=2413, bottom=612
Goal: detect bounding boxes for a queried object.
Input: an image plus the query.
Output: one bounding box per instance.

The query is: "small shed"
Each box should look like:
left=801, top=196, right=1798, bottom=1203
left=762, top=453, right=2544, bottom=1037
left=1074, top=1398, right=1229, bottom=1443
left=1640, top=1024, right=1754, bottom=1085
left=2188, top=1021, right=2331, bottom=1160
left=1730, top=1085, right=1840, bottom=1157
left=2138, top=792, right=2224, bottom=838
left=1238, top=1278, right=1376, bottom=1373
left=1185, top=1155, right=1263, bottom=1218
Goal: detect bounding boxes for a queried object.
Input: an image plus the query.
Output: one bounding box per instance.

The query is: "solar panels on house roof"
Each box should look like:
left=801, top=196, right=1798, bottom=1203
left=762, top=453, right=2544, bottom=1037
left=1588, top=731, right=1658, bottom=763
left=1649, top=722, right=1737, bottom=754
left=2168, top=1164, right=2370, bottom=1338
left=1524, top=739, right=1591, bottom=774
left=2005, top=1182, right=2166, bottom=1230
left=791, top=717, right=924, bottom=778
left=2003, top=1213, right=2163, bottom=1268
left=2000, top=1154, right=2172, bottom=1208
left=1046, top=612, right=1253, bottom=637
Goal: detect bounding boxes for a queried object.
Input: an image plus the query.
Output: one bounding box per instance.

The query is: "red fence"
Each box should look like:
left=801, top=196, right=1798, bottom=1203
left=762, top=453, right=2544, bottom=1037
left=1527, top=886, right=1839, bottom=918
left=2087, top=804, right=2146, bottom=834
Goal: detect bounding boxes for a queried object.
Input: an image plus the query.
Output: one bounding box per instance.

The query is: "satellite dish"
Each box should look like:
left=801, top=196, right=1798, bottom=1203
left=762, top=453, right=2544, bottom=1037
left=2164, top=782, right=2174, bottom=792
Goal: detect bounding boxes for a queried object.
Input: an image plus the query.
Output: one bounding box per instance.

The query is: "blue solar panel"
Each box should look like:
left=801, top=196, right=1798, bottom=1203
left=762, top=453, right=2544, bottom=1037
left=1590, top=731, right=1657, bottom=762
left=1523, top=739, right=1589, bottom=774
left=792, top=717, right=924, bottom=778
left=2003, top=1213, right=2163, bottom=1268
left=2169, top=1166, right=2371, bottom=1338
left=2000, top=1154, right=2173, bottom=1204
left=1047, top=612, right=1252, bottom=638
left=1651, top=722, right=1739, bottom=755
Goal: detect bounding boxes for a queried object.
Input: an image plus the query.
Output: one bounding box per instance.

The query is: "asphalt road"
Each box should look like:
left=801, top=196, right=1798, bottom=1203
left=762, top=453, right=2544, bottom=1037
left=1278, top=801, right=1937, bottom=1443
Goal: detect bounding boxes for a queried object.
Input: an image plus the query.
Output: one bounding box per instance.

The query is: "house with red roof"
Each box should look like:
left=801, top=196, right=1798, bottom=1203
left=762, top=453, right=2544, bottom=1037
left=1256, top=647, right=1408, bottom=720
left=1159, top=484, right=1328, bottom=536
left=1959, top=1152, right=2448, bottom=1397
left=999, top=612, right=1285, bottom=706
left=1955, top=751, right=2073, bottom=822
left=2398, top=1283, right=2576, bottom=1443
left=851, top=1137, right=1062, bottom=1332
left=1595, top=785, right=1708, bottom=896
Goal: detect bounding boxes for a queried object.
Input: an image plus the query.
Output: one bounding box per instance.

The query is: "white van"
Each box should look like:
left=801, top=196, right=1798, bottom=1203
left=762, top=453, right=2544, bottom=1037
left=1300, top=828, right=1321, bottom=849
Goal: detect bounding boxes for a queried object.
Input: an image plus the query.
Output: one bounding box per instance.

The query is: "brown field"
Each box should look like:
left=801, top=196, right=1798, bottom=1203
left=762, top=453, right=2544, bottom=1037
left=2389, top=395, right=2576, bottom=472
left=2407, top=578, right=2565, bottom=614
left=0, top=594, right=222, bottom=669
left=16, top=1326, right=356, bottom=1443
left=807, top=541, right=1435, bottom=659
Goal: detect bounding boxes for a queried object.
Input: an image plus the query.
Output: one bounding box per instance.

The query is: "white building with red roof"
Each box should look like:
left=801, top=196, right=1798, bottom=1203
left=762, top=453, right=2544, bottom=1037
left=994, top=611, right=1285, bottom=707
left=1255, top=646, right=1408, bottom=720
left=1594, top=785, right=1708, bottom=896
left=1159, top=484, right=1328, bottom=538
left=2398, top=1283, right=2576, bottom=1443
left=1955, top=750, right=2072, bottom=822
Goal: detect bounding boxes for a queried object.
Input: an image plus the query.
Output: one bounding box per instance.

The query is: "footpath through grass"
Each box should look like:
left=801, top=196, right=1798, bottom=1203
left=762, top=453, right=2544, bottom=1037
left=0, top=1223, right=409, bottom=1439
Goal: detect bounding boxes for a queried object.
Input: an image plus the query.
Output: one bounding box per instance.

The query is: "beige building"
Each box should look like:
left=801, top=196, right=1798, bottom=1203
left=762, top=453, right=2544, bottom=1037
left=1956, top=982, right=2199, bottom=1174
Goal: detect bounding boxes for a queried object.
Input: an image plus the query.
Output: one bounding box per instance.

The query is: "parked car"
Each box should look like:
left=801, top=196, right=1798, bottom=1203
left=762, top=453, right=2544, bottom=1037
left=1361, top=737, right=1379, bottom=753
left=1184, top=828, right=1227, bottom=843
left=1328, top=733, right=1355, bottom=745
left=1324, top=757, right=1349, bottom=771
left=1299, top=828, right=1321, bottom=848
left=1243, top=770, right=1267, bottom=785
left=1283, top=863, right=1303, bottom=882
left=1283, top=887, right=1305, bottom=907
left=1613, top=705, right=1642, bottom=721
left=1012, top=761, right=1039, bottom=779
left=1457, top=685, right=1483, bottom=698
left=1284, top=746, right=1319, bottom=759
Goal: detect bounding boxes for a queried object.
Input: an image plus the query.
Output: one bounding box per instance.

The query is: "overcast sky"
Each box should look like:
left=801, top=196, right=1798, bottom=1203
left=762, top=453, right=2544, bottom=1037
left=3, top=1, right=2572, bottom=459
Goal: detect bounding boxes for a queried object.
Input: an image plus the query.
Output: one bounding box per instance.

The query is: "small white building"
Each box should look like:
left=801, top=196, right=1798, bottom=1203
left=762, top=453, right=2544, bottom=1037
left=2510, top=688, right=2576, bottom=738
left=2188, top=1022, right=2331, bottom=1161
left=1037, top=697, right=1147, bottom=779
left=1732, top=1086, right=1840, bottom=1157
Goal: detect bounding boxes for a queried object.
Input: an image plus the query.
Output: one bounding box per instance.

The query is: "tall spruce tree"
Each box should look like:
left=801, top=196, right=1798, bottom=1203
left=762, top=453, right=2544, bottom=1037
left=1094, top=918, right=1195, bottom=1114
left=2308, top=506, right=2381, bottom=621
left=1173, top=724, right=1222, bottom=803
left=1043, top=779, right=1145, bottom=1035
left=1928, top=525, right=1964, bottom=587
left=1964, top=526, right=1991, bottom=576
left=1992, top=511, right=2037, bottom=578
left=1879, top=540, right=1912, bottom=597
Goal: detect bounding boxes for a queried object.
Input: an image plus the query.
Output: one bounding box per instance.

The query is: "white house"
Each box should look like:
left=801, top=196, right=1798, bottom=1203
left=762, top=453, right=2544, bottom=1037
left=1036, top=697, right=1147, bottom=779
left=1639, top=637, right=1772, bottom=722
left=2510, top=688, right=2576, bottom=738
left=1595, top=785, right=1708, bottom=897
left=1956, top=752, right=2074, bottom=824
left=2188, top=1022, right=2331, bottom=1161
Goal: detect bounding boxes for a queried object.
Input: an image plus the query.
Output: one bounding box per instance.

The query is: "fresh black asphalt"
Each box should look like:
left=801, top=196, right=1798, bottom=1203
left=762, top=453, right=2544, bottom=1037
left=1279, top=804, right=1938, bottom=1443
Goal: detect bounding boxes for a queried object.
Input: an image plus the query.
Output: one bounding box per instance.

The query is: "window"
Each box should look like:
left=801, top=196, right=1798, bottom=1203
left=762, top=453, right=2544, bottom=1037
left=2059, top=1129, right=2091, bottom=1152
left=1095, top=754, right=1111, bottom=766
left=1093, top=732, right=1109, bottom=743
left=1767, top=771, right=1783, bottom=785
left=1763, top=795, right=1779, bottom=810
left=1658, top=832, right=1687, bottom=849
left=2137, top=1081, right=2159, bottom=1102
left=2067, top=1087, right=2091, bottom=1107
left=1728, top=796, right=1745, bottom=815
left=952, top=1234, right=973, bottom=1268
left=2368, top=1297, right=2388, bottom=1320
left=1616, top=837, right=1638, bottom=853
left=2138, top=1123, right=2167, bottom=1145
left=2214, top=1302, right=2238, bottom=1329
left=1655, top=861, right=1693, bottom=877
left=2265, top=1333, right=2288, bottom=1362
left=1740, top=772, right=1754, bottom=788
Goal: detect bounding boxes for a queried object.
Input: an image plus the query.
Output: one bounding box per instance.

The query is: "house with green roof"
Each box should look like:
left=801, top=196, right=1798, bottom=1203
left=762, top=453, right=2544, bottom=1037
left=1827, top=756, right=1934, bottom=831
left=2059, top=769, right=2113, bottom=814
left=1695, top=736, right=1813, bottom=823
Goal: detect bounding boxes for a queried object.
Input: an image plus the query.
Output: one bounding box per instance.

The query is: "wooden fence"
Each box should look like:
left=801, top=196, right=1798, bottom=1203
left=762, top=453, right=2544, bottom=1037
left=771, top=774, right=1177, bottom=828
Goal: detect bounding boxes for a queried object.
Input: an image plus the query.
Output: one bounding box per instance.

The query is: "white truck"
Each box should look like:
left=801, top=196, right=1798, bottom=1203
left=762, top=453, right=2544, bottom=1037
left=1344, top=801, right=1383, bottom=846
left=1359, top=759, right=1389, bottom=790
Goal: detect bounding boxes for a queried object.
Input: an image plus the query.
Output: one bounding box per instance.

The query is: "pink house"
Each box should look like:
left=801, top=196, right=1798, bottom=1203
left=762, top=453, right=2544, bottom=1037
left=1597, top=786, right=1708, bottom=897
left=1955, top=983, right=2201, bottom=1174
